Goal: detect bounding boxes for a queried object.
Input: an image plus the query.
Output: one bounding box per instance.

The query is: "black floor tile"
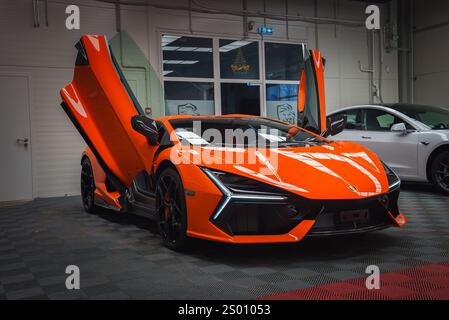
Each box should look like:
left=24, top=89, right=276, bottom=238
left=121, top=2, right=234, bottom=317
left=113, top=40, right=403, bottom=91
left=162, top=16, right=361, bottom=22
left=0, top=189, right=448, bottom=299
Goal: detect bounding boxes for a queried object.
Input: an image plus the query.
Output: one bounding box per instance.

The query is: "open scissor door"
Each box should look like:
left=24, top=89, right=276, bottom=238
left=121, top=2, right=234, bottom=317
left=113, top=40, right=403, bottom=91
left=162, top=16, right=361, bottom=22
left=297, top=49, right=327, bottom=135
left=60, top=35, right=154, bottom=190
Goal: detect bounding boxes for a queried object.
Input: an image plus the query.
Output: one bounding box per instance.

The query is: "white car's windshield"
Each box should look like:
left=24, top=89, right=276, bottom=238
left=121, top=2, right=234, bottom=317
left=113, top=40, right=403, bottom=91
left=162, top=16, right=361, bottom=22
left=390, top=104, right=449, bottom=130
left=169, top=118, right=326, bottom=148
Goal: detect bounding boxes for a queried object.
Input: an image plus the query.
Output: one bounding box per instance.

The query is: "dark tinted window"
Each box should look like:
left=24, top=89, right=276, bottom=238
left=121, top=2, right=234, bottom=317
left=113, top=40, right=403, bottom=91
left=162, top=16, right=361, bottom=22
left=302, top=52, right=319, bottom=132
left=363, top=109, right=413, bottom=131
left=336, top=109, right=362, bottom=130
left=221, top=83, right=260, bottom=116
left=219, top=40, right=259, bottom=79
left=156, top=122, right=171, bottom=146
left=162, top=35, right=213, bottom=78
left=389, top=104, right=449, bottom=130
left=264, top=43, right=303, bottom=81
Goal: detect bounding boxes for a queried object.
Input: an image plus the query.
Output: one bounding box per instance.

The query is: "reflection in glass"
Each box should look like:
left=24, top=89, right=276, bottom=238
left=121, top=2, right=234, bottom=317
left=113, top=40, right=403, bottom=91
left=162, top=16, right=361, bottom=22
left=110, top=31, right=165, bottom=117
left=302, top=51, right=320, bottom=132
left=265, top=43, right=303, bottom=81
left=391, top=104, right=449, bottom=130
left=162, top=35, right=213, bottom=78
left=266, top=84, right=298, bottom=124
left=164, top=82, right=214, bottom=116
left=219, top=40, right=259, bottom=79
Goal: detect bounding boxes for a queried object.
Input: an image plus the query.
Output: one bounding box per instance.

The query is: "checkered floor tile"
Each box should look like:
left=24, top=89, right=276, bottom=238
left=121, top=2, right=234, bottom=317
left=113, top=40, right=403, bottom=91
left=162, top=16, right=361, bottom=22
left=0, top=182, right=448, bottom=300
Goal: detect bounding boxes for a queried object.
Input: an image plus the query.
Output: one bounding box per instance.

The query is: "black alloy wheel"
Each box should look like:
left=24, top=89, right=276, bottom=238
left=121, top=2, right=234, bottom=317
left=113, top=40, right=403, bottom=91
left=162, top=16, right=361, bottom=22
left=156, top=168, right=189, bottom=251
left=81, top=158, right=97, bottom=213
left=431, top=150, right=449, bottom=196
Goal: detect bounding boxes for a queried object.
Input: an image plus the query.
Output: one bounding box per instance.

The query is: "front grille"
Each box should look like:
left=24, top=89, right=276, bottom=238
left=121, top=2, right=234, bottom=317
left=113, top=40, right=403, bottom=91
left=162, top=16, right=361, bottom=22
left=216, top=201, right=303, bottom=236
left=307, top=200, right=392, bottom=235
left=211, top=190, right=400, bottom=237
left=307, top=190, right=400, bottom=235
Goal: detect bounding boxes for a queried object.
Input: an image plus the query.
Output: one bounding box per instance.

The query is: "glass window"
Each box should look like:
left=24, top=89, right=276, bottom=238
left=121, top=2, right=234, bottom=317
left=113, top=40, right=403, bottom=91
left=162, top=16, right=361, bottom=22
left=266, top=84, right=298, bottom=124
left=336, top=109, right=363, bottom=130
left=162, top=35, right=213, bottom=78
left=221, top=83, right=260, bottom=116
left=156, top=122, right=171, bottom=146
left=391, top=104, right=449, bottom=130
left=302, top=51, right=320, bottom=132
left=265, top=43, right=303, bottom=81
left=169, top=117, right=326, bottom=148
left=164, top=82, right=214, bottom=116
left=219, top=39, right=259, bottom=79
left=363, top=109, right=406, bottom=131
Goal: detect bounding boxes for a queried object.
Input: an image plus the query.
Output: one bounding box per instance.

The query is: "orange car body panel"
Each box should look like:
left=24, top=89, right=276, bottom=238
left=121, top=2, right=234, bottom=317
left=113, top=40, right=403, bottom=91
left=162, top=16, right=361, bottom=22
left=167, top=143, right=389, bottom=200
left=62, top=35, right=406, bottom=245
left=60, top=35, right=151, bottom=187
left=84, top=115, right=404, bottom=244
left=297, top=71, right=306, bottom=113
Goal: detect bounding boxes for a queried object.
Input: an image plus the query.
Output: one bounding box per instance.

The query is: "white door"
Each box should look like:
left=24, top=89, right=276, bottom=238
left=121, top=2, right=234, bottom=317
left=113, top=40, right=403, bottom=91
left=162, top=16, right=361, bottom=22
left=358, top=108, right=419, bottom=178
left=329, top=108, right=365, bottom=144
left=0, top=75, right=33, bottom=201
left=330, top=108, right=419, bottom=179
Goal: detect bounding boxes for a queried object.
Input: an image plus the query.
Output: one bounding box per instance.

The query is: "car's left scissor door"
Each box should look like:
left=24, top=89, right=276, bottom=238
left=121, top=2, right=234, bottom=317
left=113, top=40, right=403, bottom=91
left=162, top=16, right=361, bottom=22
left=60, top=35, right=155, bottom=190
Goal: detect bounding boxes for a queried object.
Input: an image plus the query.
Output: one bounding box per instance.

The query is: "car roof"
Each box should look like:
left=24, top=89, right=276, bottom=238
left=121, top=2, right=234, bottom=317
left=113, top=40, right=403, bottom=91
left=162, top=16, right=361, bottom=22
left=330, top=103, right=445, bottom=114
left=328, top=104, right=393, bottom=114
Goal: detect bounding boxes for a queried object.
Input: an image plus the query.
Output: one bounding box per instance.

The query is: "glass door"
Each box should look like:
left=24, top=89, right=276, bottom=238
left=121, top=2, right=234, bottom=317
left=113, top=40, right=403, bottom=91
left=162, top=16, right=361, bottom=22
left=219, top=39, right=261, bottom=116
left=160, top=33, right=306, bottom=118
left=221, top=83, right=260, bottom=116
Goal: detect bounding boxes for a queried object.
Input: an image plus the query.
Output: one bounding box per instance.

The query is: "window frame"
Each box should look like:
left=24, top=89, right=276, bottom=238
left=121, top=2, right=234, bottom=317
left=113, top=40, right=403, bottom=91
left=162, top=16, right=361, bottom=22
left=159, top=31, right=306, bottom=117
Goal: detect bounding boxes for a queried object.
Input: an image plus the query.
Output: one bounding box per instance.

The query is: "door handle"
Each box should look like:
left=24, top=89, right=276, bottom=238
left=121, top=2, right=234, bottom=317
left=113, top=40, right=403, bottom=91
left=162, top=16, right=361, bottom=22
left=16, top=138, right=29, bottom=147
left=361, top=136, right=372, bottom=139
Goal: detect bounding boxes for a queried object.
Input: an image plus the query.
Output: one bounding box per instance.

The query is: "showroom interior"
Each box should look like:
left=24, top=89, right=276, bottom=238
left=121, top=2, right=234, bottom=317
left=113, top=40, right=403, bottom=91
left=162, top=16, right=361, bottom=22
left=0, top=0, right=449, bottom=300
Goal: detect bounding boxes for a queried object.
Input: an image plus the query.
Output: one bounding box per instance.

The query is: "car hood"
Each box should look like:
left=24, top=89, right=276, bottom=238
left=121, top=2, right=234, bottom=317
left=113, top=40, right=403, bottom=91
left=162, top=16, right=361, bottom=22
left=175, top=141, right=389, bottom=200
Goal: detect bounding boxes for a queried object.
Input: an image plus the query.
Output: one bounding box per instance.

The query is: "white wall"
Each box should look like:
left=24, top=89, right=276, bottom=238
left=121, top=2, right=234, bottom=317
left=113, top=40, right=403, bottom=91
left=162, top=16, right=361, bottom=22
left=0, top=0, right=151, bottom=198
left=413, top=0, right=449, bottom=108
left=0, top=0, right=399, bottom=199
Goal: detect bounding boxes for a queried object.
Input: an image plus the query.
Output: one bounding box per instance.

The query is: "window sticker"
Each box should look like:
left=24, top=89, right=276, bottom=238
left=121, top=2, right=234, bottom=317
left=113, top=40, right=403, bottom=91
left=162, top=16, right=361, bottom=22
left=175, top=129, right=209, bottom=146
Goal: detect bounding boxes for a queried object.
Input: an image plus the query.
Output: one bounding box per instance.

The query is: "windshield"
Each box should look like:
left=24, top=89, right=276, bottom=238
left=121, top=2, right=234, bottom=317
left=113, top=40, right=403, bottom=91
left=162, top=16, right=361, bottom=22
left=169, top=117, right=326, bottom=148
left=391, top=104, right=449, bottom=130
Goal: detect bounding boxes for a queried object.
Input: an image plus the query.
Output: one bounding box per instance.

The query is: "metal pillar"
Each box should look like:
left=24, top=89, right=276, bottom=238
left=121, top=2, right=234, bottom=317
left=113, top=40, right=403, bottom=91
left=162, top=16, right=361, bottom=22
left=397, top=0, right=413, bottom=103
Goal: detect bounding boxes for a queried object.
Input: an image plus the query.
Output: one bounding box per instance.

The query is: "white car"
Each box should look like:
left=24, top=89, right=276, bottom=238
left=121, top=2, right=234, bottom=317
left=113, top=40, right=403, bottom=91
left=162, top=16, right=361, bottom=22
left=328, top=104, right=449, bottom=195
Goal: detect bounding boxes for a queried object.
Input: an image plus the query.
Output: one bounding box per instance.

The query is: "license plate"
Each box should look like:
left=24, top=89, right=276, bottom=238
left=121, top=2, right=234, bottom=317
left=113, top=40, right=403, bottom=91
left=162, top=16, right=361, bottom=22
left=340, top=209, right=369, bottom=223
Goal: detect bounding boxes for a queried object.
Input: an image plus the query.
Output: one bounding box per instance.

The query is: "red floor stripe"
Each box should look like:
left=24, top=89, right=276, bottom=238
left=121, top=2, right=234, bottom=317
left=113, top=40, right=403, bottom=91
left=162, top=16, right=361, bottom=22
left=259, top=261, right=449, bottom=300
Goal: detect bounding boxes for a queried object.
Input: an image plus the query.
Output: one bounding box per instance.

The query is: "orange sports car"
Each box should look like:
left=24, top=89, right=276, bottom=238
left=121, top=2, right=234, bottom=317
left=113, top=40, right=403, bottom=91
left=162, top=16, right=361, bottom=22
left=60, top=35, right=407, bottom=250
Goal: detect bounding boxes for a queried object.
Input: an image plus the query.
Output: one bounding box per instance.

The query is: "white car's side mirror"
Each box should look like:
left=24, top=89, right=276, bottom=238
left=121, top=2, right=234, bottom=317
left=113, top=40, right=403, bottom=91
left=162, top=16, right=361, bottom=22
left=391, top=122, right=407, bottom=134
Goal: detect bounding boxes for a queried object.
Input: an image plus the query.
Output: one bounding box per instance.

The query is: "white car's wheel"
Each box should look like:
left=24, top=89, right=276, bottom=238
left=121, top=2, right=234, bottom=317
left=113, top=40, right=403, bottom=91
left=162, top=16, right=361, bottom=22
left=431, top=150, right=449, bottom=195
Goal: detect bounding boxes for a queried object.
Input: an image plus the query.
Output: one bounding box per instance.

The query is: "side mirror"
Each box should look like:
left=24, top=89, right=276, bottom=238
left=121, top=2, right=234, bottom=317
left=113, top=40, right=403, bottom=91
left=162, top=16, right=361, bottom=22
left=391, top=122, right=407, bottom=134
left=131, top=115, right=159, bottom=145
left=323, top=114, right=347, bottom=137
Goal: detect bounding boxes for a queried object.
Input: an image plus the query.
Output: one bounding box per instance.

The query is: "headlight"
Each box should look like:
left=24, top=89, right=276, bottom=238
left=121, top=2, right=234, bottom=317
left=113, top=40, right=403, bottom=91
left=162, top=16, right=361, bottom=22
left=382, top=162, right=401, bottom=191
left=203, top=168, right=288, bottom=196
left=201, top=168, right=288, bottom=220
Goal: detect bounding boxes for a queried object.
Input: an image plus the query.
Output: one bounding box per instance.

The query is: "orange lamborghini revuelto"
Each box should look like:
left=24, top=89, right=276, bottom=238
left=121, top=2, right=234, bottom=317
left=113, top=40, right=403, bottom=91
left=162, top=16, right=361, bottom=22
left=60, top=35, right=407, bottom=250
